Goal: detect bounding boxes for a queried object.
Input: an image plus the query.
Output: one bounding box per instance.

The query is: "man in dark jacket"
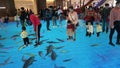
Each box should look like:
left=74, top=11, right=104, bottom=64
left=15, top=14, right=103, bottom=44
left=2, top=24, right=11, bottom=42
left=101, top=3, right=111, bottom=33
left=20, top=7, right=27, bottom=27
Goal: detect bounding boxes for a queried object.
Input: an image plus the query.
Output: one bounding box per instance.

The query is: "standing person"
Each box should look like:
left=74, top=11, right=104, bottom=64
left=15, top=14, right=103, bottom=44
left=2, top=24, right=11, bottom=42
left=57, top=7, right=63, bottom=27
left=109, top=1, right=120, bottom=46
left=14, top=14, right=20, bottom=27
left=68, top=6, right=78, bottom=41
left=96, top=23, right=102, bottom=37
left=101, top=3, right=111, bottom=33
left=84, top=6, right=95, bottom=25
left=19, top=26, right=30, bottom=51
left=45, top=8, right=51, bottom=31
left=86, top=22, right=94, bottom=37
left=20, top=7, right=27, bottom=27
left=29, top=10, right=42, bottom=46
left=52, top=8, right=57, bottom=27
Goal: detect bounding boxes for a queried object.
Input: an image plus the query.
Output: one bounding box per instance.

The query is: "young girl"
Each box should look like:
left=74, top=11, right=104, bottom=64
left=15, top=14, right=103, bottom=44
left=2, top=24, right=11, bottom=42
left=67, top=20, right=75, bottom=40
left=96, top=23, right=102, bottom=37
left=86, top=22, right=94, bottom=37
left=14, top=15, right=20, bottom=27
left=20, top=27, right=29, bottom=47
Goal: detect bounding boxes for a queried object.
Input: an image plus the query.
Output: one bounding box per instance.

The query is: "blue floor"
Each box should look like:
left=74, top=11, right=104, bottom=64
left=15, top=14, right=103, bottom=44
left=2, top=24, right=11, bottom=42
left=0, top=20, right=120, bottom=68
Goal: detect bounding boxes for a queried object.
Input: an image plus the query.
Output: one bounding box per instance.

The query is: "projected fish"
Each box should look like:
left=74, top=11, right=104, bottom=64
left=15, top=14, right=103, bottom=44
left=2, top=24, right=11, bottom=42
left=63, top=59, right=72, bottom=62
left=0, top=57, right=13, bottom=66
left=51, top=50, right=57, bottom=61
left=47, top=41, right=60, bottom=44
left=11, top=35, right=19, bottom=38
left=56, top=38, right=64, bottom=42
left=0, top=37, right=7, bottom=40
left=22, top=56, right=36, bottom=68
left=45, top=45, right=54, bottom=56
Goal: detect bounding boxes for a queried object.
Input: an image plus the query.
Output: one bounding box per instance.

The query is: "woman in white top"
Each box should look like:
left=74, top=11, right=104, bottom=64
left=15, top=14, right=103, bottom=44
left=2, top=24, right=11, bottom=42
left=68, top=6, right=78, bottom=41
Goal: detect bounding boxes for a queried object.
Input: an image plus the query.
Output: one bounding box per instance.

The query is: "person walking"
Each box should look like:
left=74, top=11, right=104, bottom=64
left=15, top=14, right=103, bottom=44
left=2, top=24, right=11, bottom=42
left=109, top=1, right=120, bottom=46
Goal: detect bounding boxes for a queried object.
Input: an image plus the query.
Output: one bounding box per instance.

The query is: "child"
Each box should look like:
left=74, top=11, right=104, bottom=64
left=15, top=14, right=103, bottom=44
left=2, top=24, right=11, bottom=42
left=86, top=22, right=93, bottom=37
left=14, top=15, right=20, bottom=27
left=96, top=23, right=102, bottom=37
left=20, top=27, right=29, bottom=47
left=67, top=20, right=75, bottom=40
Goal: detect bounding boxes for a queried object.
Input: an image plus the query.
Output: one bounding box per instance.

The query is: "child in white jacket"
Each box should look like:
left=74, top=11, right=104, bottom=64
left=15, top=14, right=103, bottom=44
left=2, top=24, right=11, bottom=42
left=20, top=27, right=29, bottom=48
left=86, top=22, right=94, bottom=37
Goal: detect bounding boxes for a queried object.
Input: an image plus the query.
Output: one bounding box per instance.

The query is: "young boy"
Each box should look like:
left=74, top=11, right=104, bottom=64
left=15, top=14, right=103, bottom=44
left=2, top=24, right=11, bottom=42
left=86, top=22, right=94, bottom=37
left=67, top=20, right=75, bottom=40
left=96, top=23, right=102, bottom=37
left=20, top=27, right=29, bottom=47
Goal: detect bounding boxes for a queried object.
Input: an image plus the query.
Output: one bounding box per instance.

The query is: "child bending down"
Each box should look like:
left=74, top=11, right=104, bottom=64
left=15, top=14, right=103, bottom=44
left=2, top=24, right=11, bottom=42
left=86, top=22, right=93, bottom=37
left=67, top=20, right=75, bottom=40
left=96, top=23, right=102, bottom=37
left=20, top=27, right=30, bottom=47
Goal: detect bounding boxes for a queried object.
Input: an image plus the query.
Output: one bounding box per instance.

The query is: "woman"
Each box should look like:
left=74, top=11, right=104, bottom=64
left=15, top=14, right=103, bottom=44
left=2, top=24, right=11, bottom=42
left=68, top=6, right=78, bottom=41
left=29, top=10, right=42, bottom=46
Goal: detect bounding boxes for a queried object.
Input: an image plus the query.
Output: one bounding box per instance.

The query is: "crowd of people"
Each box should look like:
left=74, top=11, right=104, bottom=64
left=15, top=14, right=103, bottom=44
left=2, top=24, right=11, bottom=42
left=1, top=1, right=120, bottom=48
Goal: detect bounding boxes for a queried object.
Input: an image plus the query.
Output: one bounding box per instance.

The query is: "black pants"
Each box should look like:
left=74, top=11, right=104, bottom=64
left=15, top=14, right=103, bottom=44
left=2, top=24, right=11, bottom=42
left=97, top=32, right=100, bottom=37
left=36, top=24, right=41, bottom=43
left=109, top=21, right=120, bottom=43
left=86, top=32, right=91, bottom=37
left=23, top=37, right=29, bottom=45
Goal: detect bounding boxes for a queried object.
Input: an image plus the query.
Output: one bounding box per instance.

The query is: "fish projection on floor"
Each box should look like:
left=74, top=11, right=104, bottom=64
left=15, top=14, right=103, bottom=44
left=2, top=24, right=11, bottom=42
left=47, top=41, right=60, bottom=44
left=0, top=37, right=7, bottom=40
left=56, top=38, right=65, bottom=42
left=63, top=59, right=72, bottom=62
left=45, top=45, right=54, bottom=56
left=0, top=57, right=13, bottom=66
left=22, top=56, right=36, bottom=68
left=91, top=44, right=100, bottom=47
left=51, top=50, right=57, bottom=61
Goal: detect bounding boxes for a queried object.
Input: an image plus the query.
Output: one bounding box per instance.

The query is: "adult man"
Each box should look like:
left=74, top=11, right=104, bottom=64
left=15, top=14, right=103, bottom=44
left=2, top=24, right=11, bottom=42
left=109, top=1, right=120, bottom=46
left=102, top=3, right=111, bottom=33
left=20, top=7, right=27, bottom=27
